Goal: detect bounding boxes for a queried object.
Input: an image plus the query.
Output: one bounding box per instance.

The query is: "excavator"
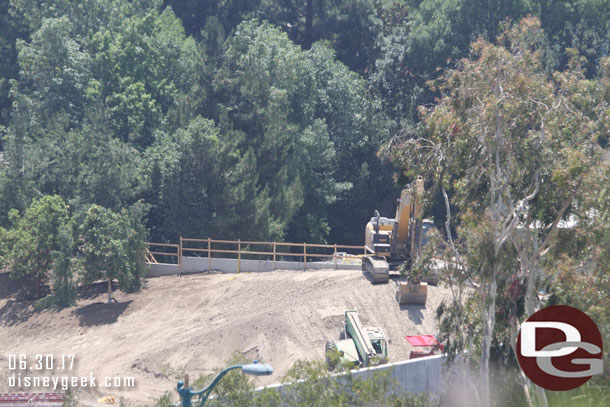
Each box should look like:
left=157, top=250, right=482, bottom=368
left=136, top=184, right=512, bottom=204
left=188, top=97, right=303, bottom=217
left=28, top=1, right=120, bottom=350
left=362, top=176, right=436, bottom=303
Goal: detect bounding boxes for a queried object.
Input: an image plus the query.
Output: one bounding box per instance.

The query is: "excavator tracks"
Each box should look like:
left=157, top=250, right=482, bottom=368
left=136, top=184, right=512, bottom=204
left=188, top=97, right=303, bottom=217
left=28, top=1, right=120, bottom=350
left=362, top=256, right=390, bottom=283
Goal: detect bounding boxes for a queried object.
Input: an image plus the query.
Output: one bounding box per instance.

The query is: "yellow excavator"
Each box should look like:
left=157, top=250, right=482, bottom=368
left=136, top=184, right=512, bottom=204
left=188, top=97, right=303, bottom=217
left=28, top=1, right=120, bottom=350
left=363, top=176, right=435, bottom=291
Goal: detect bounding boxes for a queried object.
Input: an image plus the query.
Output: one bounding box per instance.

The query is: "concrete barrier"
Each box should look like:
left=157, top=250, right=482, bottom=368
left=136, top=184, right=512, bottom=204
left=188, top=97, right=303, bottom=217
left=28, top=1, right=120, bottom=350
left=351, top=354, right=445, bottom=393
left=146, top=256, right=362, bottom=277
left=147, top=263, right=181, bottom=277
left=256, top=354, right=448, bottom=401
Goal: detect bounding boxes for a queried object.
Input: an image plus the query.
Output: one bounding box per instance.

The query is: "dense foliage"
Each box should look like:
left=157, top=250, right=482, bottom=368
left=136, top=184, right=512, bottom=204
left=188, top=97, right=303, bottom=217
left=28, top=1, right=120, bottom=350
left=0, top=195, right=145, bottom=306
left=1, top=195, right=70, bottom=298
left=392, top=16, right=609, bottom=407
left=2, top=0, right=607, bottom=246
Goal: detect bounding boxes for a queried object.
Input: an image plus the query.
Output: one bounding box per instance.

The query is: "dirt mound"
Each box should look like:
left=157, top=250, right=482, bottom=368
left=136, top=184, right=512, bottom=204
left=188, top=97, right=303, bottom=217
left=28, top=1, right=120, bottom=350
left=0, top=269, right=453, bottom=406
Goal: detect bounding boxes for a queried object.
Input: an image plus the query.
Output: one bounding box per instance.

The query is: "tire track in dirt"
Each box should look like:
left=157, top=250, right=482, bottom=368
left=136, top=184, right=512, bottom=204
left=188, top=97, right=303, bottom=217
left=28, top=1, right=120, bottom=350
left=0, top=269, right=454, bottom=406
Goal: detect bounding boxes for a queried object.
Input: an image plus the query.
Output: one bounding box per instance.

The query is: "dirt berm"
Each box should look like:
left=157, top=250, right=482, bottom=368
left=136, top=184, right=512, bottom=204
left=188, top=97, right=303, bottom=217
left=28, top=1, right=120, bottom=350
left=0, top=269, right=453, bottom=405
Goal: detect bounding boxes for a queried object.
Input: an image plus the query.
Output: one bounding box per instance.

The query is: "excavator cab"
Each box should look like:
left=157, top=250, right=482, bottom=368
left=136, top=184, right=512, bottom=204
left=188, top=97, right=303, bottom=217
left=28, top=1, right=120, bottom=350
left=365, top=216, right=395, bottom=256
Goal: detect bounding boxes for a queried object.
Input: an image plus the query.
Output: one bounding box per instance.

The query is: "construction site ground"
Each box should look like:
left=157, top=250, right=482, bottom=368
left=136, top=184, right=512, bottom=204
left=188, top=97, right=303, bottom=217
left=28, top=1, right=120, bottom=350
left=0, top=268, right=454, bottom=406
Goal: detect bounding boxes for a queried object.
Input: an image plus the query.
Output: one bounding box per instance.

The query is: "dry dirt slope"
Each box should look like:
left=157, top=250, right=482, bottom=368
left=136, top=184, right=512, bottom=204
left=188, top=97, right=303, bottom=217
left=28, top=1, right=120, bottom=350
left=0, top=269, right=453, bottom=406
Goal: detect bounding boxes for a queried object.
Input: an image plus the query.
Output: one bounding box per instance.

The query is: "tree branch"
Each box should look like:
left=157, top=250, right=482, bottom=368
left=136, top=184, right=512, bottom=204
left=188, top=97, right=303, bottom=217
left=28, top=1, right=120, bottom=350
left=537, top=191, right=576, bottom=259
left=498, top=171, right=539, bottom=247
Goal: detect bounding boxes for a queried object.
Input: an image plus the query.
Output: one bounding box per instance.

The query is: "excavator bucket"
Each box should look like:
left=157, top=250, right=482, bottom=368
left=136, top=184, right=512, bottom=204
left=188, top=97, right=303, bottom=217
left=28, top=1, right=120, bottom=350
left=396, top=281, right=427, bottom=305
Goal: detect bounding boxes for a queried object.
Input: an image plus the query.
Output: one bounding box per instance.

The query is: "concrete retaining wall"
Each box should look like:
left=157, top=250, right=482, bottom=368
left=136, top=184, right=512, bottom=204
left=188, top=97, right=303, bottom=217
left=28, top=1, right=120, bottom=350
left=146, top=256, right=361, bottom=277
left=257, top=354, right=447, bottom=399
left=147, top=263, right=181, bottom=277
left=352, top=354, right=445, bottom=393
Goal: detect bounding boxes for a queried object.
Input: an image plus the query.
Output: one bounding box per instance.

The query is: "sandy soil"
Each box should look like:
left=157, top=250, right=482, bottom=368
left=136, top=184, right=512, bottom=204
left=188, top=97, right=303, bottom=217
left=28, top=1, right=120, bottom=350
left=0, top=269, right=453, bottom=406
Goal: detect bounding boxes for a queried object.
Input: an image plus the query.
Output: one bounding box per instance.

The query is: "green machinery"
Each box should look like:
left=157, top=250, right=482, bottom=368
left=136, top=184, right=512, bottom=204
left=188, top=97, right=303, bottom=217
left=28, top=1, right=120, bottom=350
left=325, top=310, right=388, bottom=368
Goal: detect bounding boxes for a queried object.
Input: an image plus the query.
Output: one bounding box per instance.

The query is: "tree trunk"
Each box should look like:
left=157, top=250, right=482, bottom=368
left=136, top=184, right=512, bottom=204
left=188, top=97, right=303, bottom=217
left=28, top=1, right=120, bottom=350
left=515, top=232, right=548, bottom=407
left=107, top=278, right=112, bottom=304
left=524, top=273, right=549, bottom=407
left=535, top=384, right=548, bottom=407
left=480, top=273, right=497, bottom=407
left=304, top=0, right=314, bottom=50
left=510, top=321, right=535, bottom=407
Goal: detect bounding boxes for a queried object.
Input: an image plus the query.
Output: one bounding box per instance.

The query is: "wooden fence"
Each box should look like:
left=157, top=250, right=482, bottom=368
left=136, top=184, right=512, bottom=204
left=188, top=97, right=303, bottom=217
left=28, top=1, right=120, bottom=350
left=145, top=238, right=368, bottom=272
left=145, top=242, right=180, bottom=264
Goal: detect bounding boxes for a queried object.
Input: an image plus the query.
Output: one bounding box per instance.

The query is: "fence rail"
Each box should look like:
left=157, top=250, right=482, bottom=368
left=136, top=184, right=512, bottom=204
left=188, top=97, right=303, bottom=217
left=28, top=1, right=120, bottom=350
left=144, top=237, right=367, bottom=272
left=145, top=242, right=180, bottom=264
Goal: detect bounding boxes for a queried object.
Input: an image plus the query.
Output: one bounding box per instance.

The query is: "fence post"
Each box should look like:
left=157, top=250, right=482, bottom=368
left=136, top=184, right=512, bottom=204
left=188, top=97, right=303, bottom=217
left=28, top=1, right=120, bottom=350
left=179, top=236, right=183, bottom=266
left=179, top=237, right=183, bottom=276
left=273, top=242, right=276, bottom=271
left=238, top=239, right=241, bottom=273
left=208, top=237, right=211, bottom=272
left=334, top=244, right=337, bottom=270
left=303, top=243, right=307, bottom=271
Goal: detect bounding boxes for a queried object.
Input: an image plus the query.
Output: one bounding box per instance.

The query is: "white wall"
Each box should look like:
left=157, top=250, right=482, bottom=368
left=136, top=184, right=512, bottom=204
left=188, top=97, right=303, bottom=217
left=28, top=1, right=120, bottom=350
left=146, top=256, right=361, bottom=277
left=257, top=354, right=447, bottom=400
left=147, top=263, right=181, bottom=277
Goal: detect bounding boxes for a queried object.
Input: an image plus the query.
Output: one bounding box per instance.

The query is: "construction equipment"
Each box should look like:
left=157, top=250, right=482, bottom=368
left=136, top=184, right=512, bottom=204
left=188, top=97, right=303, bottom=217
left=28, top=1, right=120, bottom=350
left=363, top=176, right=433, bottom=282
left=325, top=310, right=388, bottom=369
left=395, top=281, right=428, bottom=304
left=362, top=176, right=438, bottom=304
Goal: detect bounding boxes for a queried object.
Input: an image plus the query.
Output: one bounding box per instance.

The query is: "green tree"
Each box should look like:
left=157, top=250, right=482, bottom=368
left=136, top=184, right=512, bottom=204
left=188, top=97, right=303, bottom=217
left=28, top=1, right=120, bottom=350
left=162, top=0, right=259, bottom=37
left=257, top=0, right=317, bottom=49
left=0, top=0, right=26, bottom=129
left=49, top=223, right=78, bottom=308
left=545, top=56, right=610, bottom=383
left=0, top=107, right=147, bottom=224
left=403, top=1, right=561, bottom=74
left=9, top=0, right=157, bottom=36
left=394, top=18, right=607, bottom=407
left=77, top=204, right=146, bottom=304
left=144, top=116, right=245, bottom=241
left=306, top=43, right=394, bottom=245
left=2, top=195, right=70, bottom=297
left=1, top=0, right=206, bottom=230
left=9, top=1, right=203, bottom=148
left=86, top=6, right=203, bottom=147
left=535, top=0, right=610, bottom=77
left=323, top=0, right=382, bottom=74
left=14, top=16, right=92, bottom=126
left=369, top=0, right=420, bottom=133
left=214, top=20, right=340, bottom=241
left=211, top=20, right=393, bottom=244
left=258, top=0, right=382, bottom=74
